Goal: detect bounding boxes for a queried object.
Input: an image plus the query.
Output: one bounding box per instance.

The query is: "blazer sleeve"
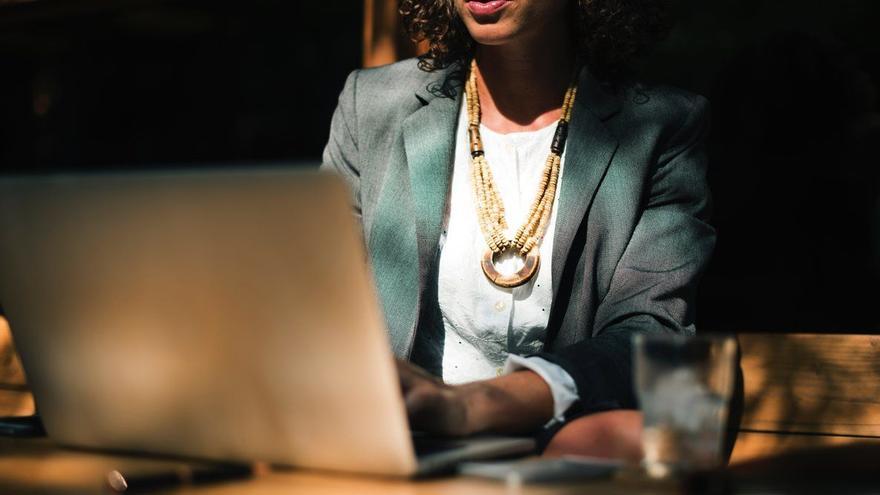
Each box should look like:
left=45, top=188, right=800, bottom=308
left=320, top=70, right=363, bottom=223
left=538, top=96, right=715, bottom=415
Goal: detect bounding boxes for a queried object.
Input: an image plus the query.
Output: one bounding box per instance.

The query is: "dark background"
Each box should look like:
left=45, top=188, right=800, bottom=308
left=0, top=0, right=363, bottom=169
left=0, top=0, right=877, bottom=333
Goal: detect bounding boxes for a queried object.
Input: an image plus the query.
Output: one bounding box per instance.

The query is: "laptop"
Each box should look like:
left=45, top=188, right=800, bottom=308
left=0, top=167, right=534, bottom=476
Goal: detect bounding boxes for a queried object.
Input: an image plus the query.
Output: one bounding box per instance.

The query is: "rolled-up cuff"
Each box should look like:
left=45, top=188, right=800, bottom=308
left=504, top=354, right=580, bottom=425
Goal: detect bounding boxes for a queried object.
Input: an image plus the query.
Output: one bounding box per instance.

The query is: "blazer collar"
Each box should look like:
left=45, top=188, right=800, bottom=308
left=574, top=67, right=622, bottom=121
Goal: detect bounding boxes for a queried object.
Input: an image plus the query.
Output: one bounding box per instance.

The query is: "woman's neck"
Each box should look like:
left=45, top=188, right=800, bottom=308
left=473, top=26, right=576, bottom=134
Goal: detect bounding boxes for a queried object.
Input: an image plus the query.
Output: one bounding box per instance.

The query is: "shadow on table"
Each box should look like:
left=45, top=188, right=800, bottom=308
left=732, top=333, right=880, bottom=458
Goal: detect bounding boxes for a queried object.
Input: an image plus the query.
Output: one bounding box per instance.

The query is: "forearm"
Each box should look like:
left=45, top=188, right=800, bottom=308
left=458, top=370, right=554, bottom=434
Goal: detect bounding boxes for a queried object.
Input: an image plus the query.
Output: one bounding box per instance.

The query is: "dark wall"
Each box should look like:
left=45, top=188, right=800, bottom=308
left=0, top=0, right=363, bottom=171
left=1, top=0, right=877, bottom=333
left=636, top=1, right=880, bottom=332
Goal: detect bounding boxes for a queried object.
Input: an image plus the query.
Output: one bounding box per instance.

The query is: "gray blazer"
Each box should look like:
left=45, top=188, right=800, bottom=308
left=321, top=58, right=714, bottom=414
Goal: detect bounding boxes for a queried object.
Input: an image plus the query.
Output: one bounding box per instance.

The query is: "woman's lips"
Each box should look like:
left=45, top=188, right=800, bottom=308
left=465, top=0, right=511, bottom=17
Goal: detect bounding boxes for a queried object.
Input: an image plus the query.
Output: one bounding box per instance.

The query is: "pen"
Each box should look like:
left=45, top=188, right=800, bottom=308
left=105, top=463, right=255, bottom=493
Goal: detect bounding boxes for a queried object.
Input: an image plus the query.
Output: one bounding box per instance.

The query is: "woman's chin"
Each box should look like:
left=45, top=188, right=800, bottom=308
left=468, top=26, right=521, bottom=47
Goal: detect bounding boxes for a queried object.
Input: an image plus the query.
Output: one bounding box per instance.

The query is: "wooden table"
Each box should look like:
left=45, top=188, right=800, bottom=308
left=5, top=432, right=879, bottom=493
left=0, top=437, right=677, bottom=495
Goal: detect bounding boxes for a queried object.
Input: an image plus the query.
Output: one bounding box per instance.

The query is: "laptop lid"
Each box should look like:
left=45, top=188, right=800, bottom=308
left=0, top=168, right=418, bottom=476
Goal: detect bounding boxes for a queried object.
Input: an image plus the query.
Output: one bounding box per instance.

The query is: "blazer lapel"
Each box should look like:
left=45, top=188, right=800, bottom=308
left=551, top=69, right=621, bottom=297
left=369, top=70, right=461, bottom=359
left=403, top=84, right=461, bottom=276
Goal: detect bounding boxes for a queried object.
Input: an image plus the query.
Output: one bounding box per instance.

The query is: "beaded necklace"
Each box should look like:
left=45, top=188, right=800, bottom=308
left=465, top=59, right=579, bottom=288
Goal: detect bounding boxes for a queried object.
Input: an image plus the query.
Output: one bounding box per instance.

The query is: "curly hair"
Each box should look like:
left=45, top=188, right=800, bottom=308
left=398, top=0, right=672, bottom=82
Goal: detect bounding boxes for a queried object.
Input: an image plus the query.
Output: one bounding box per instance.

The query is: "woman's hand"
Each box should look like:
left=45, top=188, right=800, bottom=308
left=396, top=360, right=473, bottom=436
left=396, top=359, right=555, bottom=436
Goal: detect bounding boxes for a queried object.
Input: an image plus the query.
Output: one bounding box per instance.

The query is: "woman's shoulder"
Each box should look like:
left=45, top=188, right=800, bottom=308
left=342, top=57, right=452, bottom=107
left=335, top=57, right=459, bottom=135
left=612, top=79, right=709, bottom=133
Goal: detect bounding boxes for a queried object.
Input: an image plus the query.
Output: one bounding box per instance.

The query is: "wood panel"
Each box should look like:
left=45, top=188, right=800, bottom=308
left=1, top=316, right=27, bottom=386
left=732, top=332, right=880, bottom=463
left=738, top=333, right=880, bottom=437
left=0, top=316, right=35, bottom=416
left=362, top=0, right=425, bottom=68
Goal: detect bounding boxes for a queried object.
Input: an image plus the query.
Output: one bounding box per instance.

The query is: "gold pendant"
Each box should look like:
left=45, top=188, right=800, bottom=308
left=481, top=247, right=540, bottom=288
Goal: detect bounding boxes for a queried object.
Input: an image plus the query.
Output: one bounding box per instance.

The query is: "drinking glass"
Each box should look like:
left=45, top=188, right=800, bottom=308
left=633, top=333, right=737, bottom=478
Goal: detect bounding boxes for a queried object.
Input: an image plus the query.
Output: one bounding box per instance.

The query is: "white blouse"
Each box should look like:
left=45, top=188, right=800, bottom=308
left=437, top=100, right=578, bottom=421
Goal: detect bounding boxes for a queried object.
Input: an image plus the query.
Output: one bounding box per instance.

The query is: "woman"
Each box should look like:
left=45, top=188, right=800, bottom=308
left=321, top=0, right=712, bottom=459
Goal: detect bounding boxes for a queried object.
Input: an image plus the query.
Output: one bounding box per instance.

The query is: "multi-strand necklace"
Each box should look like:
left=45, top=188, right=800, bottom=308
left=465, top=59, right=579, bottom=288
